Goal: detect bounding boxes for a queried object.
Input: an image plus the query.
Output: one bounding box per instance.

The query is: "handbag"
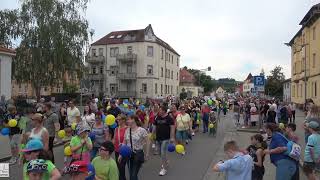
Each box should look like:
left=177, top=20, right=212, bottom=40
left=129, top=128, right=145, bottom=163
left=277, top=133, right=301, bottom=161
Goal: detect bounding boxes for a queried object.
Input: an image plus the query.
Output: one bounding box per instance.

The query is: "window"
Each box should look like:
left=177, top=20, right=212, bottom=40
left=155, top=83, right=158, bottom=94
left=100, top=66, right=103, bottom=74
left=313, top=53, right=316, bottom=68
left=177, top=72, right=179, bottom=80
left=92, top=66, right=97, bottom=74
left=127, top=64, right=133, bottom=73
left=161, top=84, right=163, bottom=94
left=127, top=46, right=132, bottom=54
left=117, top=35, right=122, bottom=38
left=147, top=46, right=153, bottom=57
left=301, top=58, right=305, bottom=72
left=165, top=85, right=167, bottom=94
left=161, top=49, right=164, bottom=59
left=171, top=55, right=173, bottom=64
left=110, top=47, right=119, bottom=57
left=110, top=66, right=117, bottom=76
left=142, top=83, right=147, bottom=93
left=300, top=84, right=303, bottom=97
left=100, top=82, right=103, bottom=91
left=165, top=52, right=168, bottom=61
left=110, top=84, right=118, bottom=94
left=313, top=27, right=316, bottom=40
left=161, top=67, right=163, bottom=77
left=92, top=49, right=96, bottom=57
left=109, top=35, right=115, bottom=38
left=98, top=48, right=103, bottom=56
left=171, top=71, right=173, bottom=79
left=44, top=87, right=48, bottom=92
left=315, top=82, right=317, bottom=97
left=147, top=65, right=153, bottom=75
left=177, top=58, right=179, bottom=66
left=171, top=85, right=173, bottom=94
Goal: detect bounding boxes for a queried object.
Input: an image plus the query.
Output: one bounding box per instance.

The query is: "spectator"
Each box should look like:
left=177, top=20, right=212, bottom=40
left=49, top=97, right=58, bottom=114
left=212, top=140, right=253, bottom=180
left=90, top=112, right=109, bottom=160
left=70, top=123, right=93, bottom=164
left=247, top=134, right=267, bottom=180
left=304, top=105, right=319, bottom=143
left=59, top=103, right=67, bottom=130
left=82, top=105, right=95, bottom=128
left=36, top=98, right=45, bottom=113
left=285, top=123, right=300, bottom=180
left=29, top=113, right=49, bottom=151
left=66, top=100, right=80, bottom=126
left=266, top=105, right=276, bottom=124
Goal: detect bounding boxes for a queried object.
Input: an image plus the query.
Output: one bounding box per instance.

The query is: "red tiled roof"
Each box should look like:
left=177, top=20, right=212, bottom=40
left=180, top=69, right=196, bottom=83
left=245, top=73, right=253, bottom=82
left=92, top=25, right=179, bottom=55
left=0, top=46, right=16, bottom=55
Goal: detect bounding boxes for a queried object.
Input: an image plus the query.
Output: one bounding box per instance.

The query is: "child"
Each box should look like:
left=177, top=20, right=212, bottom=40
left=246, top=134, right=267, bottom=180
left=303, top=120, right=320, bottom=180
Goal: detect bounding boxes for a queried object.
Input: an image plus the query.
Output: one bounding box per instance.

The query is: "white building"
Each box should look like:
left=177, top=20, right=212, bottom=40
left=216, top=86, right=225, bottom=98
left=0, top=47, right=15, bottom=99
left=283, top=79, right=291, bottom=102
left=243, top=73, right=254, bottom=94
left=86, top=25, right=180, bottom=99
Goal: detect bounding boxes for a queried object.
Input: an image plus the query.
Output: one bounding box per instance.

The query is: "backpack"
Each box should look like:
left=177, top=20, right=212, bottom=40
left=277, top=133, right=301, bottom=161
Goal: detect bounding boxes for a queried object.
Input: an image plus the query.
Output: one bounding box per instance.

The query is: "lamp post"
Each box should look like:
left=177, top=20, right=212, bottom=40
left=285, top=42, right=309, bottom=109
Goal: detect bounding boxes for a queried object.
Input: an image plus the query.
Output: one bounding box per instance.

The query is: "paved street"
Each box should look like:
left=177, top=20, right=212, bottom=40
left=2, top=111, right=310, bottom=180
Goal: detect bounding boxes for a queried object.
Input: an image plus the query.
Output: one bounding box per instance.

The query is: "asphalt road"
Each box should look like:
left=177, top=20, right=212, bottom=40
left=5, top=114, right=234, bottom=180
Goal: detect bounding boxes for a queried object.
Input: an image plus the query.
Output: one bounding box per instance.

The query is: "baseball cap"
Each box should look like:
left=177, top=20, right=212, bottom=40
left=64, top=160, right=96, bottom=180
left=76, top=123, right=91, bottom=135
left=22, top=139, right=44, bottom=152
left=308, top=120, right=320, bottom=130
left=26, top=159, right=48, bottom=173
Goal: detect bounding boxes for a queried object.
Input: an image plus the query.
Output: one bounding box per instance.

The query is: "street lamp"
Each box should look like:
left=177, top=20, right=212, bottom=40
left=285, top=42, right=309, bottom=109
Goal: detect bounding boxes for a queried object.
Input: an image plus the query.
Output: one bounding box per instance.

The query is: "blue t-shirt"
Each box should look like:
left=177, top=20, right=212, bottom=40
left=269, top=132, right=290, bottom=164
left=218, top=153, right=253, bottom=180
left=304, top=133, right=320, bottom=162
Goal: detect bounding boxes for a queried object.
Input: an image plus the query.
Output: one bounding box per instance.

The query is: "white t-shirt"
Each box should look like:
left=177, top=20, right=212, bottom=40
left=176, top=113, right=191, bottom=131
left=67, top=107, right=80, bottom=125
left=82, top=113, right=95, bottom=126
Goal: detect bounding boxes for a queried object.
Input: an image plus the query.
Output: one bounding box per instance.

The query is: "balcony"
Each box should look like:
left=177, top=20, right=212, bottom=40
left=116, top=53, right=137, bottom=63
left=117, top=91, right=136, bottom=98
left=86, top=56, right=105, bottom=63
left=87, top=73, right=104, bottom=81
left=117, top=73, right=137, bottom=80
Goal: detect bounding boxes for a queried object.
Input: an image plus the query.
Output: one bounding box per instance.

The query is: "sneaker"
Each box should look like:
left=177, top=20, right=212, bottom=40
left=181, top=151, right=186, bottom=156
left=9, top=157, right=17, bottom=165
left=159, top=168, right=167, bottom=176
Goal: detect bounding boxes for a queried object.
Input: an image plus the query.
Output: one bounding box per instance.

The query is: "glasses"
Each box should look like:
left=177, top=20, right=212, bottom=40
left=99, top=147, right=107, bottom=152
left=25, top=150, right=40, bottom=155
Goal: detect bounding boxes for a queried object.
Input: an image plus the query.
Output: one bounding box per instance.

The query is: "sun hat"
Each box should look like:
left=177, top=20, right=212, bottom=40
left=21, top=139, right=44, bottom=152
left=307, top=120, right=320, bottom=130
left=26, top=159, right=48, bottom=173
left=76, top=123, right=91, bottom=135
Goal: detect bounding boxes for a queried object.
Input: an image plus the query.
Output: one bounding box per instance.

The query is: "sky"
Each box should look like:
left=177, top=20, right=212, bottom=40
left=1, top=0, right=319, bottom=81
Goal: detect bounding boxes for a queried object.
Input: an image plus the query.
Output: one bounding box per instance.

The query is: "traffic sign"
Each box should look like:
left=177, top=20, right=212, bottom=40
left=253, top=76, right=265, bottom=86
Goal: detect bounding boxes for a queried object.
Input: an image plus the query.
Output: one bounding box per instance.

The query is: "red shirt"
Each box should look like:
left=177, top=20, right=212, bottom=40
left=149, top=111, right=155, bottom=124
left=114, top=127, right=127, bottom=152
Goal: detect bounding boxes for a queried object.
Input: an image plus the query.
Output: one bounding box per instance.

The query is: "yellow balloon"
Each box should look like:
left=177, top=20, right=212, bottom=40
left=209, top=123, right=214, bottom=128
left=8, top=119, right=17, bottom=127
left=71, top=123, right=77, bottom=130
left=148, top=133, right=156, bottom=140
left=105, top=115, right=116, bottom=125
left=279, top=123, right=285, bottom=129
left=197, top=120, right=201, bottom=125
left=123, top=104, right=128, bottom=108
left=106, top=106, right=111, bottom=110
left=64, top=146, right=72, bottom=156
left=136, top=101, right=140, bottom=106
left=58, top=130, right=66, bottom=139
left=176, top=144, right=185, bottom=154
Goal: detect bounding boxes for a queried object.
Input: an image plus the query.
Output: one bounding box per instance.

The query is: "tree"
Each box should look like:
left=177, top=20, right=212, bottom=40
left=265, top=66, right=285, bottom=98
left=0, top=0, right=90, bottom=99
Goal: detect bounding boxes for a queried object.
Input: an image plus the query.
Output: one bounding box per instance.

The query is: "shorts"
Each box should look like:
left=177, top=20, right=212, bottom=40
left=303, top=162, right=316, bottom=175
left=176, top=130, right=188, bottom=141
left=9, top=134, right=21, bottom=149
left=157, top=140, right=169, bottom=161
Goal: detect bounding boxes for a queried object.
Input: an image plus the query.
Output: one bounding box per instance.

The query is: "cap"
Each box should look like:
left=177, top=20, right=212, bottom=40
left=27, top=159, right=48, bottom=173
left=22, top=139, right=44, bottom=152
left=76, top=123, right=91, bottom=135
left=63, top=160, right=88, bottom=175
left=308, top=120, right=320, bottom=130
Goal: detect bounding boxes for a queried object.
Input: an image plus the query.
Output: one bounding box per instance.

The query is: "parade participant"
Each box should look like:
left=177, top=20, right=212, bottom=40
left=36, top=98, right=45, bottom=113
left=90, top=98, right=98, bottom=113
left=285, top=123, right=300, bottom=180
left=266, top=105, right=277, bottom=124
left=49, top=97, right=59, bottom=114
left=70, top=123, right=93, bottom=164
left=43, top=103, right=60, bottom=163
left=250, top=103, right=259, bottom=127
left=92, top=141, right=119, bottom=180
left=176, top=106, right=191, bottom=148
left=82, top=105, right=95, bottom=128
left=168, top=104, right=179, bottom=124
left=212, top=140, right=253, bottom=180
left=243, top=101, right=251, bottom=128
left=246, top=134, right=267, bottom=180
left=303, top=120, right=320, bottom=180
left=4, top=105, right=22, bottom=164
left=64, top=160, right=95, bottom=180
left=22, top=139, right=61, bottom=180
left=233, top=102, right=241, bottom=127
left=289, top=102, right=296, bottom=123
left=304, top=105, right=319, bottom=143
left=90, top=111, right=109, bottom=160
left=107, top=100, right=121, bottom=138
left=264, top=123, right=296, bottom=180
left=279, top=102, right=289, bottom=124
left=67, top=100, right=81, bottom=126
left=201, top=103, right=210, bottom=133
left=113, top=114, right=128, bottom=180
left=121, top=115, right=148, bottom=180
left=29, top=113, right=49, bottom=151
left=26, top=159, right=49, bottom=180
left=153, top=105, right=175, bottom=176
left=59, top=103, right=67, bottom=130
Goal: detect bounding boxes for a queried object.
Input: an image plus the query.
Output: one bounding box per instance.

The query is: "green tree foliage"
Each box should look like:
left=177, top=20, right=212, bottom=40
left=265, top=66, right=285, bottom=98
left=0, top=0, right=90, bottom=99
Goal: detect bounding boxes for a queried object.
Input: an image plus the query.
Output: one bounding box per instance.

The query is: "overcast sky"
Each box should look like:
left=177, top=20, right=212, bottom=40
left=2, top=0, right=319, bottom=81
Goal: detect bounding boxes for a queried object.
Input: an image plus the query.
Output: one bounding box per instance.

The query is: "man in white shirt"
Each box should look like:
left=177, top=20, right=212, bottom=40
left=66, top=100, right=80, bottom=126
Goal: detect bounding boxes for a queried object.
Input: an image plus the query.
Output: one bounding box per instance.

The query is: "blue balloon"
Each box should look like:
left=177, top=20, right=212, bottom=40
left=123, top=99, right=129, bottom=104
left=127, top=110, right=135, bottom=116
left=1, top=128, right=9, bottom=136
left=110, top=123, right=117, bottom=129
left=89, top=132, right=96, bottom=141
left=119, top=145, right=132, bottom=158
left=86, top=163, right=95, bottom=180
left=101, top=114, right=106, bottom=121
left=167, top=143, right=175, bottom=152
left=139, top=105, right=145, bottom=111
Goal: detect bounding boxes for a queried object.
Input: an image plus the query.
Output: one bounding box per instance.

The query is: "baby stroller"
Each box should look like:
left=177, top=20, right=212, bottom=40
left=208, top=111, right=217, bottom=136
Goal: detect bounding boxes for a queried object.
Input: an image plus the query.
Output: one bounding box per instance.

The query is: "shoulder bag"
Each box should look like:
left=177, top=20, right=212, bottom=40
left=130, top=128, right=145, bottom=163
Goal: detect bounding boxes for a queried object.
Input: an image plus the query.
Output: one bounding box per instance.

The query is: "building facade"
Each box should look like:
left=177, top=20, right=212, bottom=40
left=289, top=4, right=320, bottom=106
left=178, top=69, right=203, bottom=97
left=283, top=79, right=291, bottom=102
left=0, top=47, right=15, bottom=99
left=242, top=73, right=254, bottom=95
left=86, top=25, right=180, bottom=99
left=215, top=87, right=225, bottom=98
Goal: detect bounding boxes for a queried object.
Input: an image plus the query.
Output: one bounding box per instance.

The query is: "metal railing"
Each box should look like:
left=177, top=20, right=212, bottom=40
left=117, top=73, right=137, bottom=80
left=86, top=56, right=105, bottom=63
left=116, top=53, right=137, bottom=62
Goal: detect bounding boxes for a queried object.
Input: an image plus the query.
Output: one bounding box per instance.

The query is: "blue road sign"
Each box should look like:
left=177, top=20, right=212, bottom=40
left=253, top=76, right=265, bottom=86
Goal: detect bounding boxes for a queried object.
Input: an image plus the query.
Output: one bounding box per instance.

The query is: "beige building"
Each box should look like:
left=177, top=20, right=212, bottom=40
left=86, top=24, right=180, bottom=99
left=289, top=3, right=320, bottom=106
left=0, top=47, right=15, bottom=99
left=215, top=87, right=225, bottom=98
left=178, top=69, right=203, bottom=97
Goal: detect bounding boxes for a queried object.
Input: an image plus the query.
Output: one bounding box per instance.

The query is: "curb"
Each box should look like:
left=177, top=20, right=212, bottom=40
left=0, top=141, right=68, bottom=163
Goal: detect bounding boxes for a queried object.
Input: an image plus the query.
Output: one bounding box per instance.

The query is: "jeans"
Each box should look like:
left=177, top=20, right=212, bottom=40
left=49, top=136, right=55, bottom=163
left=128, top=157, right=143, bottom=180
left=157, top=140, right=169, bottom=161
left=203, top=113, right=209, bottom=133
left=115, top=151, right=128, bottom=180
left=275, top=159, right=296, bottom=180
